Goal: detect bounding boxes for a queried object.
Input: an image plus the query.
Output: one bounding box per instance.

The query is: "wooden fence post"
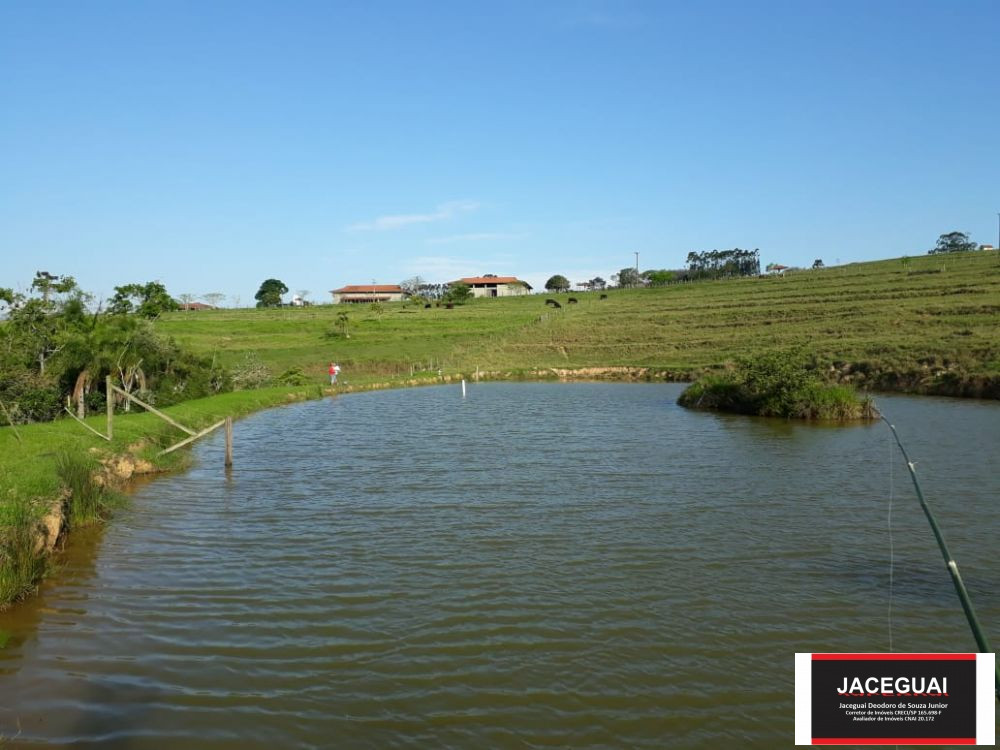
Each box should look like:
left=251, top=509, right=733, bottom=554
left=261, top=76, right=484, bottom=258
left=106, top=376, right=113, bottom=441
left=225, top=416, right=233, bottom=468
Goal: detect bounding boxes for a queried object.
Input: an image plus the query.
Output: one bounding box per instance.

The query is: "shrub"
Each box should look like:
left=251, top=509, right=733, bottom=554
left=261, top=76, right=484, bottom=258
left=0, top=370, right=62, bottom=424
left=153, top=352, right=233, bottom=406
left=231, top=351, right=272, bottom=390
left=679, top=350, right=876, bottom=421
left=277, top=366, right=309, bottom=386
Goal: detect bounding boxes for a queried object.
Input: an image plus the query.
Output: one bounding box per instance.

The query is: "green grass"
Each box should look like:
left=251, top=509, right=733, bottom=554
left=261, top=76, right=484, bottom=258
left=2, top=249, right=999, bottom=606
left=159, top=250, right=1000, bottom=393
left=157, top=298, right=544, bottom=381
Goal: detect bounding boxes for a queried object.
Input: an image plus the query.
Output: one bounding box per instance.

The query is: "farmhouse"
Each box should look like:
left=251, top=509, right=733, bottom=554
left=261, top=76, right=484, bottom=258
left=330, top=285, right=407, bottom=304
left=177, top=302, right=216, bottom=311
left=450, top=275, right=532, bottom=298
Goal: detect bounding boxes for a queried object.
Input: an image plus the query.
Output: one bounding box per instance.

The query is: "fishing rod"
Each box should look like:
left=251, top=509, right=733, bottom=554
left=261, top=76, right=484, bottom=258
left=881, top=414, right=999, bottom=699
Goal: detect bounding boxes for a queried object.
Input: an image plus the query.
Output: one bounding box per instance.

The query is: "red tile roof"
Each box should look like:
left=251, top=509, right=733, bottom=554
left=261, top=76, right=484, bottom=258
left=331, top=285, right=404, bottom=293
left=452, top=276, right=522, bottom=285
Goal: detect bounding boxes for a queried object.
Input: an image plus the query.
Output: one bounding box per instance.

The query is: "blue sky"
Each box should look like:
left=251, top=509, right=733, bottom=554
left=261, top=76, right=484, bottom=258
left=2, top=0, right=998, bottom=303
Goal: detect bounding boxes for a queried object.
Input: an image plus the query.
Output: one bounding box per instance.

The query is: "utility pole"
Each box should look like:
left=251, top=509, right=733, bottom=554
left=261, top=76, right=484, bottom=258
left=996, top=212, right=999, bottom=250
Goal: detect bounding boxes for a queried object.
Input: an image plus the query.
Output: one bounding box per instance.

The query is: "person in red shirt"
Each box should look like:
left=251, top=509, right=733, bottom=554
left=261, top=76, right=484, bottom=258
left=328, top=362, right=339, bottom=385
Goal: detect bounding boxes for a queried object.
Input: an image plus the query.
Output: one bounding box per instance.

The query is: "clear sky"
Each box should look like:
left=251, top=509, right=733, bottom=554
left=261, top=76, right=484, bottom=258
left=2, top=0, right=998, bottom=303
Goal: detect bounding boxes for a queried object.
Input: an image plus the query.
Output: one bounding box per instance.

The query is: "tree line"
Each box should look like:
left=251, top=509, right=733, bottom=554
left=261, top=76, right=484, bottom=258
left=1, top=273, right=230, bottom=425
left=684, top=248, right=761, bottom=280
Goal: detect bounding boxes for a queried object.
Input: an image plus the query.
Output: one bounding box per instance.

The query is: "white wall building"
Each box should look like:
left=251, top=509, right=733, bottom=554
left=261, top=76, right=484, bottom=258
left=330, top=285, right=407, bottom=304
left=450, top=275, right=532, bottom=298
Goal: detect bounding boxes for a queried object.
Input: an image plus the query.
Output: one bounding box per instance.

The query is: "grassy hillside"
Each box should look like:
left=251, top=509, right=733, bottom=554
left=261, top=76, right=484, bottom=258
left=159, top=250, right=1000, bottom=395
left=157, top=296, right=543, bottom=380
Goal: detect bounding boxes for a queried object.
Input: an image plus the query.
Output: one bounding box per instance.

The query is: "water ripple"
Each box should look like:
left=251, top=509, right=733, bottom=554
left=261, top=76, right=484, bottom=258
left=1, top=383, right=997, bottom=748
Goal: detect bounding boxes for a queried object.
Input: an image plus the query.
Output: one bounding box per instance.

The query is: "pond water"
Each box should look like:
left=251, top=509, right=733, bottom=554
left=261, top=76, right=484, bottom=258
left=1, top=383, right=998, bottom=748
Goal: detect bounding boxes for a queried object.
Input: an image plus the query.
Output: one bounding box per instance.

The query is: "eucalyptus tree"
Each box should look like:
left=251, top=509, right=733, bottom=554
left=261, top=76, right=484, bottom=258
left=929, top=232, right=977, bottom=254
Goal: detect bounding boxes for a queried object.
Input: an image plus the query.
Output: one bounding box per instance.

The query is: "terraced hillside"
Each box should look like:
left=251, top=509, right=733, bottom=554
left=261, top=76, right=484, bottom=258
left=160, top=250, right=1000, bottom=396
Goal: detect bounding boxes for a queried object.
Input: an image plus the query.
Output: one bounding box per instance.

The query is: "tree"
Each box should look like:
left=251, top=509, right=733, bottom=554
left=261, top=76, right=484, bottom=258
left=3, top=274, right=90, bottom=376
left=544, top=274, right=571, bottom=293
left=929, top=231, right=977, bottom=254
left=31, top=271, right=78, bottom=302
left=685, top=248, right=760, bottom=280
left=613, top=268, right=640, bottom=288
left=399, top=276, right=424, bottom=296
left=445, top=282, right=472, bottom=303
left=179, top=293, right=196, bottom=309
left=585, top=277, right=606, bottom=291
left=336, top=311, right=350, bottom=338
left=812, top=259, right=824, bottom=269
left=109, top=281, right=179, bottom=318
left=418, top=282, right=446, bottom=299
left=203, top=292, right=226, bottom=308
left=0, top=287, right=19, bottom=314
left=642, top=269, right=675, bottom=286
left=254, top=278, right=288, bottom=307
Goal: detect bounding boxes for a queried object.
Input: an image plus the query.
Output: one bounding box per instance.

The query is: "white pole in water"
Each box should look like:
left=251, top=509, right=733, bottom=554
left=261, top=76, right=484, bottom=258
left=461, top=379, right=466, bottom=398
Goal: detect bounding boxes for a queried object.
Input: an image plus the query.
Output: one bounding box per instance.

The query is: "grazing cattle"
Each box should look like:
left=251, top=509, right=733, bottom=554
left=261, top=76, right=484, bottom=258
left=567, top=297, right=578, bottom=304
left=599, top=293, right=608, bottom=300
left=424, top=303, right=432, bottom=308
left=545, top=299, right=562, bottom=308
left=445, top=302, right=454, bottom=309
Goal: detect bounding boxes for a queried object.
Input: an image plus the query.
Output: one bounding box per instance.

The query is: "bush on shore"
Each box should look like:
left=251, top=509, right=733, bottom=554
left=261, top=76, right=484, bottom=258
left=678, top=350, right=877, bottom=420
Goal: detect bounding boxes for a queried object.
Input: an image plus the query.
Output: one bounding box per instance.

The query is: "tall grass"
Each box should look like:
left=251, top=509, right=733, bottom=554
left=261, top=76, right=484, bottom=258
left=55, top=451, right=113, bottom=527
left=0, top=498, right=46, bottom=606
left=0, top=452, right=116, bottom=607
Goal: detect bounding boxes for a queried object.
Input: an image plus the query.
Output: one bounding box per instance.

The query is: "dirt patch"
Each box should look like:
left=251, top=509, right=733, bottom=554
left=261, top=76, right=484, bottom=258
left=32, top=497, right=67, bottom=556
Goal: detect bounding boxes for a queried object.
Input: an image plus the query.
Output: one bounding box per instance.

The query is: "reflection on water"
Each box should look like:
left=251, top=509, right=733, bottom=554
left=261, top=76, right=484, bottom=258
left=1, top=383, right=997, bottom=748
